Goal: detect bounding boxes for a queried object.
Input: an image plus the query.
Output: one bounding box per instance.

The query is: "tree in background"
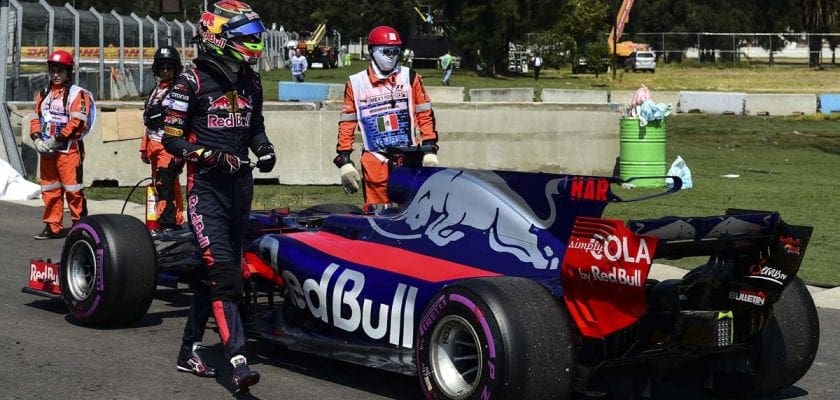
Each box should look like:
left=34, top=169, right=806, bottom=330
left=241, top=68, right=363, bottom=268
left=432, top=0, right=562, bottom=76
left=804, top=0, right=838, bottom=67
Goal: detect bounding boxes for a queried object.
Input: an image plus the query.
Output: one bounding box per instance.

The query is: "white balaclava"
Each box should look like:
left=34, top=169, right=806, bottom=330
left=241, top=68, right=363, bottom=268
left=370, top=46, right=400, bottom=78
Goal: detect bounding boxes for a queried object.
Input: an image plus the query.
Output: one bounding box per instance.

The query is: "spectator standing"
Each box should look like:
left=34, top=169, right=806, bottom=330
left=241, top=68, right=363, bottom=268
left=290, top=49, right=308, bottom=82
left=140, top=46, right=185, bottom=234
left=532, top=53, right=543, bottom=80
left=30, top=50, right=95, bottom=240
left=403, top=48, right=414, bottom=68
left=439, top=49, right=454, bottom=86
left=334, top=25, right=439, bottom=205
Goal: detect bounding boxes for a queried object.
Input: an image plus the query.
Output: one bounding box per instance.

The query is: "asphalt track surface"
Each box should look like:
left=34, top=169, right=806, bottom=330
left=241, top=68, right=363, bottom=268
left=1, top=200, right=837, bottom=399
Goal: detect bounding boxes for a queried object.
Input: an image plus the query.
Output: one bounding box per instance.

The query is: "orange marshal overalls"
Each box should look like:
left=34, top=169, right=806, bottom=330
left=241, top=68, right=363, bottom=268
left=337, top=66, right=438, bottom=204
left=30, top=84, right=92, bottom=234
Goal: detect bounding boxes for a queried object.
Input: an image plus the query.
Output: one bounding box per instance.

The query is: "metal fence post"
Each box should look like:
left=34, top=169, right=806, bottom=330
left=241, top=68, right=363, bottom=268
left=10, top=0, right=22, bottom=100
left=89, top=7, right=104, bottom=99
left=110, top=10, right=126, bottom=79
left=130, top=13, right=144, bottom=93
left=64, top=3, right=80, bottom=84
left=37, top=0, right=53, bottom=54
left=159, top=17, right=172, bottom=46
left=173, top=19, right=186, bottom=64
left=146, top=15, right=158, bottom=50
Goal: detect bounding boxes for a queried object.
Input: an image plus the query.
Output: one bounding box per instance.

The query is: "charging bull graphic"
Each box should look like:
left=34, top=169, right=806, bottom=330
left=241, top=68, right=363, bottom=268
left=706, top=215, right=773, bottom=238
left=370, top=169, right=567, bottom=270
left=633, top=219, right=697, bottom=241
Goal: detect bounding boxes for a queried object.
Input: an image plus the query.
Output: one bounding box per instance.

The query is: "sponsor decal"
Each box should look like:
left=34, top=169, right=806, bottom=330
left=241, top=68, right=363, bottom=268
left=164, top=115, right=183, bottom=125
left=281, top=263, right=418, bottom=348
left=746, top=258, right=788, bottom=285
left=170, top=99, right=189, bottom=112
left=568, top=235, right=650, bottom=288
left=30, top=262, right=58, bottom=283
left=570, top=177, right=609, bottom=201
left=208, top=94, right=232, bottom=112
left=729, top=289, right=766, bottom=306
left=163, top=126, right=183, bottom=137
left=588, top=265, right=642, bottom=287
left=779, top=236, right=802, bottom=255
left=208, top=112, right=251, bottom=128
left=169, top=92, right=189, bottom=101
left=561, top=218, right=657, bottom=338
left=188, top=195, right=210, bottom=248
left=201, top=30, right=226, bottom=48
left=236, top=95, right=253, bottom=111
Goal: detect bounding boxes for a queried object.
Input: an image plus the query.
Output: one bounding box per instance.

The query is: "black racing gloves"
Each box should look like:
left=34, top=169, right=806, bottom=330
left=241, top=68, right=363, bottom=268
left=199, top=149, right=241, bottom=175
left=254, top=143, right=276, bottom=173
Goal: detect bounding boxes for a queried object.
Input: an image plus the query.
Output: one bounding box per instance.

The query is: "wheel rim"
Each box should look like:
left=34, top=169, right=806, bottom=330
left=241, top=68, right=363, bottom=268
left=430, top=315, right=483, bottom=399
left=66, top=240, right=97, bottom=301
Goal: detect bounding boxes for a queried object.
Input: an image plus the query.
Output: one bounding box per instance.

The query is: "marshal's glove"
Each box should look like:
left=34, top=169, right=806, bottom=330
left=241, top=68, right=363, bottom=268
left=199, top=148, right=241, bottom=175
left=254, top=143, right=276, bottom=173
left=421, top=140, right=439, bottom=166
left=333, top=152, right=360, bottom=194
left=422, top=153, right=439, bottom=166
left=33, top=138, right=54, bottom=155
left=140, top=150, right=151, bottom=164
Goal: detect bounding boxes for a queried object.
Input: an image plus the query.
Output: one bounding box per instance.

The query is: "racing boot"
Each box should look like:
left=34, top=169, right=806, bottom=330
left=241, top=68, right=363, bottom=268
left=230, top=355, right=260, bottom=394
left=176, top=342, right=217, bottom=378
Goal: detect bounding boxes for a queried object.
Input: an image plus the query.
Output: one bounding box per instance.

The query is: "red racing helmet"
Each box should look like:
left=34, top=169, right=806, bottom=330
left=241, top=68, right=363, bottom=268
left=368, top=26, right=402, bottom=47
left=47, top=50, right=74, bottom=71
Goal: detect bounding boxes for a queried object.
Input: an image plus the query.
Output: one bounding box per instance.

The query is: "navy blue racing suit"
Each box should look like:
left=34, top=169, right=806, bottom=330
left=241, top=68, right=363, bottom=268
left=162, top=53, right=271, bottom=360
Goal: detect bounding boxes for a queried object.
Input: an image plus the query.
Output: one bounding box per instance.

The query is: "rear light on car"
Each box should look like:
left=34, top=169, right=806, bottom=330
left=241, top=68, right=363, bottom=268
left=678, top=310, right=734, bottom=348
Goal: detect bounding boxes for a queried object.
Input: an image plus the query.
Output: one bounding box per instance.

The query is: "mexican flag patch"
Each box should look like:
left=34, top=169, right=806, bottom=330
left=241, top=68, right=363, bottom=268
left=377, top=114, right=399, bottom=133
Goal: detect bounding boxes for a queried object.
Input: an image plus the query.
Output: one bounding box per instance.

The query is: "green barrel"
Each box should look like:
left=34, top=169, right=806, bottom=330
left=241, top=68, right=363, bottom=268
left=619, top=118, right=666, bottom=187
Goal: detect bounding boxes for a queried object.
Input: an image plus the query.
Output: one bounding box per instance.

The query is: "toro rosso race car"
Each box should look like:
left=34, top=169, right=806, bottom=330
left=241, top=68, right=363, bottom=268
left=25, top=153, right=818, bottom=399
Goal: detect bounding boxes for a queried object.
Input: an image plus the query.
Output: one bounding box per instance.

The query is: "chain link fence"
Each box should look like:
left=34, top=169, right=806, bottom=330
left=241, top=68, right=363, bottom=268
left=625, top=32, right=840, bottom=65
left=5, top=0, right=290, bottom=101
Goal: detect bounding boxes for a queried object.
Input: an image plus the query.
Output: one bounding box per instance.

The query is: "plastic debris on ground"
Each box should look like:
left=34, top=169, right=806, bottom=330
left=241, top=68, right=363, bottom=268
left=665, top=155, right=693, bottom=189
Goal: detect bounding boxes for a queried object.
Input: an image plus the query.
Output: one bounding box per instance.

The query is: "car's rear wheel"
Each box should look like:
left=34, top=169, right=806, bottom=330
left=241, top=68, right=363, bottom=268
left=710, top=277, right=819, bottom=396
left=60, top=214, right=157, bottom=326
left=416, top=277, right=577, bottom=399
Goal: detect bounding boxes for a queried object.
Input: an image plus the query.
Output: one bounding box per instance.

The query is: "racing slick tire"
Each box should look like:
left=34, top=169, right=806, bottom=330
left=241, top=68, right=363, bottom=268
left=60, top=214, right=157, bottom=326
left=710, top=277, right=819, bottom=397
left=416, top=277, right=577, bottom=400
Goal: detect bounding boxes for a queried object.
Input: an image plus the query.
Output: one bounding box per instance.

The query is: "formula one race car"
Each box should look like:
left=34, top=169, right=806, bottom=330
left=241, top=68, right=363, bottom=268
left=25, top=150, right=819, bottom=399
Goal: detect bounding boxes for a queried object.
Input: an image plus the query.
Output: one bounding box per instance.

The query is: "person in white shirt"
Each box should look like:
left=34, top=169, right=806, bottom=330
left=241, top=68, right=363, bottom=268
left=290, top=49, right=308, bottom=82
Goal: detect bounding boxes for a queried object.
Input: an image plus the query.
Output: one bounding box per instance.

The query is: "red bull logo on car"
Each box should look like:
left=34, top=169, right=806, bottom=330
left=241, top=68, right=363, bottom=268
left=369, top=169, right=566, bottom=270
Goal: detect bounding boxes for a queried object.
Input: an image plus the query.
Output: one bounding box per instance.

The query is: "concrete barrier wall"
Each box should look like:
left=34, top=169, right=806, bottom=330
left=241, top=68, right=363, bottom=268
left=818, top=94, right=840, bottom=114
left=678, top=91, right=746, bottom=114
left=745, top=93, right=816, bottom=115
left=12, top=102, right=621, bottom=186
left=541, top=89, right=608, bottom=103
left=610, top=90, right=681, bottom=110
left=425, top=86, right=465, bottom=102
left=469, top=88, right=535, bottom=102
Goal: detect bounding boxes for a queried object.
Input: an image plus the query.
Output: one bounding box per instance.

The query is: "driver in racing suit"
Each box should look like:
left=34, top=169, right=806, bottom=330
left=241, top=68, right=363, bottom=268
left=334, top=25, right=439, bottom=205
left=161, top=1, right=276, bottom=394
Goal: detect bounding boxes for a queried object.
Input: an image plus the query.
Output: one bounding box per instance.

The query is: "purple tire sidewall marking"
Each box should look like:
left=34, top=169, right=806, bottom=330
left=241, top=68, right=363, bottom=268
left=67, top=223, right=104, bottom=317
left=450, top=293, right=496, bottom=358
left=71, top=223, right=101, bottom=244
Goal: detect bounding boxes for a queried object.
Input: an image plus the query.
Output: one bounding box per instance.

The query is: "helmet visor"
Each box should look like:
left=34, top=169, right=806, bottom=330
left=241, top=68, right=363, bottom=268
left=223, top=14, right=266, bottom=39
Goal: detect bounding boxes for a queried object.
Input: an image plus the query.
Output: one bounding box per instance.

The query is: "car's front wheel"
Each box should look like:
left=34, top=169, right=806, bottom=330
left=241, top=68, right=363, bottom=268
left=60, top=214, right=157, bottom=326
left=415, top=277, right=577, bottom=399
